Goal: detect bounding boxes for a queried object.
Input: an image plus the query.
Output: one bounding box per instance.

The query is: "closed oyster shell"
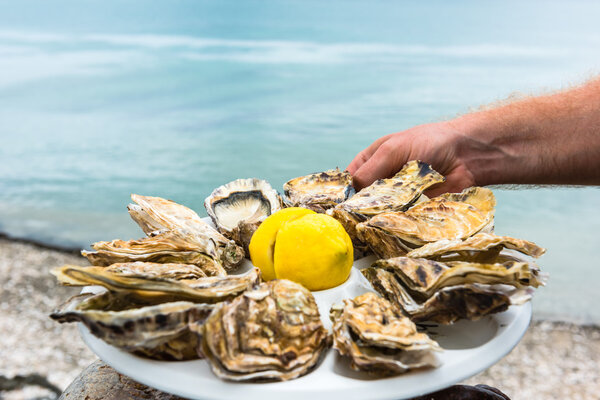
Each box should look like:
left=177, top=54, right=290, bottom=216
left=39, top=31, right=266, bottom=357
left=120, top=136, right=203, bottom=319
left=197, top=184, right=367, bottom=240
left=363, top=256, right=545, bottom=324
left=83, top=229, right=227, bottom=272
left=284, top=168, right=353, bottom=213
left=369, top=257, right=545, bottom=300
left=201, top=279, right=330, bottom=382
left=407, top=233, right=546, bottom=262
left=357, top=187, right=496, bottom=258
left=340, top=161, right=444, bottom=215
left=364, top=269, right=523, bottom=324
left=50, top=291, right=214, bottom=360
left=204, top=178, right=282, bottom=254
left=330, top=292, right=440, bottom=375
left=330, top=161, right=444, bottom=258
left=52, top=263, right=260, bottom=303
left=84, top=194, right=244, bottom=271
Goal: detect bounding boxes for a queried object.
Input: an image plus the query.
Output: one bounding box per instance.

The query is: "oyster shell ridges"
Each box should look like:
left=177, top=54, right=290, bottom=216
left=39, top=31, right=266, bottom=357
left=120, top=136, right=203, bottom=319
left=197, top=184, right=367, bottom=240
left=362, top=256, right=544, bottom=324
left=406, top=232, right=546, bottom=261
left=52, top=263, right=261, bottom=303
left=330, top=160, right=444, bottom=259
left=50, top=291, right=214, bottom=361
left=201, top=279, right=331, bottom=382
left=356, top=186, right=496, bottom=258
left=283, top=168, right=354, bottom=213
left=330, top=292, right=440, bottom=374
left=84, top=194, right=244, bottom=271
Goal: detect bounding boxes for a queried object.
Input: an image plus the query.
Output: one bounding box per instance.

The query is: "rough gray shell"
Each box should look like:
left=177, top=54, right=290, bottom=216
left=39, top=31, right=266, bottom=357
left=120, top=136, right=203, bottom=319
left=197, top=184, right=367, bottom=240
left=356, top=187, right=496, bottom=258
left=52, top=263, right=261, bottom=303
left=83, top=194, right=244, bottom=272
left=50, top=291, right=214, bottom=360
left=329, top=160, right=444, bottom=258
left=406, top=232, right=546, bottom=262
left=362, top=256, right=545, bottom=324
left=284, top=168, right=354, bottom=213
left=201, top=279, right=331, bottom=382
left=330, top=292, right=440, bottom=375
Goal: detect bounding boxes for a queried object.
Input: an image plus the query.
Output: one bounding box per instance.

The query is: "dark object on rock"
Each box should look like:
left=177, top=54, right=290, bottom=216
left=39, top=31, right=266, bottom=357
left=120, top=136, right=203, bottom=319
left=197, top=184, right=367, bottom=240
left=59, top=359, right=186, bottom=400
left=410, top=384, right=511, bottom=400
left=0, top=373, right=61, bottom=399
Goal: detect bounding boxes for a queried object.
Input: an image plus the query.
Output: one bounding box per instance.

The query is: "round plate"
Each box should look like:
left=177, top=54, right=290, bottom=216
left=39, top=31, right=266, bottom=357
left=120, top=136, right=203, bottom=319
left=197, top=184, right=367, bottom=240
left=79, top=251, right=532, bottom=400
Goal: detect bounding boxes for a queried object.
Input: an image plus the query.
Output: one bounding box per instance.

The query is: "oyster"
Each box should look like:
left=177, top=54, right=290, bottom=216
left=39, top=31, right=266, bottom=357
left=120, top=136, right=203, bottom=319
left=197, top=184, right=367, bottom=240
left=370, top=257, right=545, bottom=299
left=329, top=161, right=444, bottom=257
left=330, top=292, right=440, bottom=375
left=52, top=263, right=260, bottom=303
left=357, top=186, right=496, bottom=258
left=50, top=291, right=214, bottom=360
left=283, top=168, right=353, bottom=212
left=363, top=256, right=545, bottom=324
left=407, top=233, right=546, bottom=262
left=83, top=229, right=227, bottom=271
left=201, top=279, right=330, bottom=382
left=83, top=194, right=244, bottom=271
left=204, top=178, right=282, bottom=253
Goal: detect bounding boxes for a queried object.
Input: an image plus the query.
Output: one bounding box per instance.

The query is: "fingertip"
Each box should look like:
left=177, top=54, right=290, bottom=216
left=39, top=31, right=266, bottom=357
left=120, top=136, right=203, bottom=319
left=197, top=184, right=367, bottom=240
left=351, top=165, right=376, bottom=191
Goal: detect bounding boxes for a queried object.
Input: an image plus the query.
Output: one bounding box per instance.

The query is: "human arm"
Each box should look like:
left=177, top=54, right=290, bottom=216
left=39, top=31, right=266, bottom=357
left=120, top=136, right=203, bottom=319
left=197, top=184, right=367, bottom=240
left=347, top=79, right=600, bottom=195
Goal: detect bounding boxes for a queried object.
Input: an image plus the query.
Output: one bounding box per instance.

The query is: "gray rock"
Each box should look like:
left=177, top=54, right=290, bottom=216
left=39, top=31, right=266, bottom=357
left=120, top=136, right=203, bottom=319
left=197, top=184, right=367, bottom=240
left=59, top=360, right=186, bottom=400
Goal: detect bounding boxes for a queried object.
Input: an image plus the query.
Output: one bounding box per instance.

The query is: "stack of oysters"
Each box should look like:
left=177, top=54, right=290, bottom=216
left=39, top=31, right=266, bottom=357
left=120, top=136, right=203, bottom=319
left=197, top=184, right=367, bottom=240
left=50, top=160, right=546, bottom=382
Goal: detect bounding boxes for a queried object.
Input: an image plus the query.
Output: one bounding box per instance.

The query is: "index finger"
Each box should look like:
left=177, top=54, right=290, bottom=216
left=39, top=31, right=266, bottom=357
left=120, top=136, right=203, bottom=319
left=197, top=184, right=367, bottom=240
left=346, top=134, right=393, bottom=174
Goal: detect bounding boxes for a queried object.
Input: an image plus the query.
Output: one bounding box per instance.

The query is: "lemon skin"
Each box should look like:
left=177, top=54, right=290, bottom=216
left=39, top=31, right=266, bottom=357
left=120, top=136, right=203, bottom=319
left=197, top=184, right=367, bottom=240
left=273, top=213, right=353, bottom=291
left=249, top=207, right=315, bottom=281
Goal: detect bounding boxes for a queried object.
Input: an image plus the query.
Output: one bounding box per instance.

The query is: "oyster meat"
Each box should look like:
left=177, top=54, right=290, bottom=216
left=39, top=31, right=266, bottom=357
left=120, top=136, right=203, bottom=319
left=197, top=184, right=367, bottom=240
left=330, top=292, right=440, bottom=375
left=363, top=256, right=545, bottom=324
left=83, top=194, right=244, bottom=271
left=201, top=279, right=330, bottom=382
left=283, top=168, right=353, bottom=213
left=407, top=232, right=546, bottom=262
left=357, top=186, right=496, bottom=258
left=205, top=178, right=282, bottom=254
left=329, top=161, right=444, bottom=257
left=50, top=291, right=214, bottom=360
left=52, top=263, right=261, bottom=303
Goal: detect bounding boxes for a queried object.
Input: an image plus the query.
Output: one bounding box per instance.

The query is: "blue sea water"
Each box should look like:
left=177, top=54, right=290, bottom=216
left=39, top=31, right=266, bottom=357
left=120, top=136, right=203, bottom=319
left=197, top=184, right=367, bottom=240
left=0, top=0, right=599, bottom=322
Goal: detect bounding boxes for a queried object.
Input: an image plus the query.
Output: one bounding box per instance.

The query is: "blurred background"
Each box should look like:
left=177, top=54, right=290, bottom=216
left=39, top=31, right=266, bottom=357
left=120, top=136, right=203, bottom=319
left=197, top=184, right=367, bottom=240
left=1, top=0, right=599, bottom=322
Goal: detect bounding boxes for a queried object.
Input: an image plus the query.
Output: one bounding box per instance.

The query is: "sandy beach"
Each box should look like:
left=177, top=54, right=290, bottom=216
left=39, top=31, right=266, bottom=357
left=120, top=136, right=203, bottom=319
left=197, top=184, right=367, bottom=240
left=1, top=238, right=599, bottom=400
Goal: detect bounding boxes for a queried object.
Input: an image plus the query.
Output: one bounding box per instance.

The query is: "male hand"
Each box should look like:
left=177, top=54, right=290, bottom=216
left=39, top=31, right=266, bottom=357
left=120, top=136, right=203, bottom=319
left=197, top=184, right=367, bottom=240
left=346, top=122, right=475, bottom=197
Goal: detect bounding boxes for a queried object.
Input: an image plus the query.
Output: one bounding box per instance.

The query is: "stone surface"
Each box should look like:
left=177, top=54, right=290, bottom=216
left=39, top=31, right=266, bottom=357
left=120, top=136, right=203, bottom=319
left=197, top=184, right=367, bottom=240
left=1, top=238, right=599, bottom=400
left=58, top=360, right=184, bottom=400
left=0, top=238, right=96, bottom=400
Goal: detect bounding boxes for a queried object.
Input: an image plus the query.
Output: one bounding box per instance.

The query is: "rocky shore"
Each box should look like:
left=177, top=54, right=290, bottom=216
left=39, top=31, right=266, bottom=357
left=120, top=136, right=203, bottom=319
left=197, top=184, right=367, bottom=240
left=1, top=238, right=598, bottom=400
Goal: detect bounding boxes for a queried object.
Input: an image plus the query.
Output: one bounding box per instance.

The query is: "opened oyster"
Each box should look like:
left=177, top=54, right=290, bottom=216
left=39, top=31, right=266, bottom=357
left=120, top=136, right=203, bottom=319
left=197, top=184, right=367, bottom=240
left=283, top=168, right=353, bottom=212
left=205, top=178, right=282, bottom=254
left=83, top=194, right=244, bottom=271
left=330, top=292, right=440, bottom=375
left=407, top=233, right=546, bottom=262
left=357, top=187, right=496, bottom=258
left=50, top=291, right=214, bottom=360
left=201, top=279, right=330, bottom=382
left=52, top=263, right=260, bottom=303
left=329, top=161, right=444, bottom=257
left=363, top=257, right=545, bottom=324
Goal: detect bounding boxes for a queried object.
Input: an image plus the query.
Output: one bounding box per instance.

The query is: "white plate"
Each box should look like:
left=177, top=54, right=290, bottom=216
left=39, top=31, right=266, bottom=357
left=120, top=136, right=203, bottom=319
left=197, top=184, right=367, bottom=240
left=79, top=218, right=531, bottom=399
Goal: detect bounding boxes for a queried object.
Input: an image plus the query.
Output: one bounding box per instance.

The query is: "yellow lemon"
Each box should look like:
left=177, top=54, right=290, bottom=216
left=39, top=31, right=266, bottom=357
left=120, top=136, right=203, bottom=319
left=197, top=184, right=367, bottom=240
left=249, top=207, right=315, bottom=281
left=273, top=213, right=353, bottom=291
